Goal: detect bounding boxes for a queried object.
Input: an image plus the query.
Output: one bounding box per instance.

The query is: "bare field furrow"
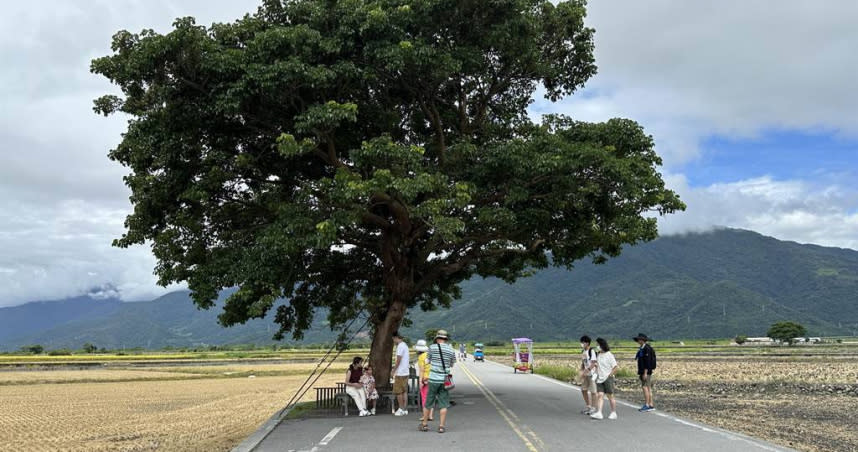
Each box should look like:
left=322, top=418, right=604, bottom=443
left=519, top=355, right=858, bottom=452
left=0, top=372, right=341, bottom=452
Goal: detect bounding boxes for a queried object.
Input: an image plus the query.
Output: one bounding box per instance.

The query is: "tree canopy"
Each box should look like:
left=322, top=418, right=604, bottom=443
left=767, top=321, right=807, bottom=345
left=92, top=0, right=683, bottom=383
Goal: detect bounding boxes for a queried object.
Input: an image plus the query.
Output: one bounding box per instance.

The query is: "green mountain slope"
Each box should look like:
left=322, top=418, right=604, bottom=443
left=2, top=228, right=857, bottom=350
left=404, top=228, right=858, bottom=340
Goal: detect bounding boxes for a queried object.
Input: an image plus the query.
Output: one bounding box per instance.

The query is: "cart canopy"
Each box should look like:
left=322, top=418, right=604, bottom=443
left=511, top=338, right=533, bottom=344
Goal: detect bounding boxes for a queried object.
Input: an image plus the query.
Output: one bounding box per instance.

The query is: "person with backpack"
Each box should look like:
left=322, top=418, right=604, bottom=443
left=578, top=335, right=599, bottom=415
left=634, top=333, right=657, bottom=412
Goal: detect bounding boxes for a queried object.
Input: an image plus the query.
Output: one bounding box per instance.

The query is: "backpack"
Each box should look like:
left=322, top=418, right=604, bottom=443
left=585, top=348, right=598, bottom=375
left=648, top=344, right=657, bottom=370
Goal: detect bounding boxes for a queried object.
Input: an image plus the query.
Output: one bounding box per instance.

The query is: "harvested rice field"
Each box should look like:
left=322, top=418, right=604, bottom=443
left=0, top=362, right=344, bottom=452
left=503, top=353, right=858, bottom=452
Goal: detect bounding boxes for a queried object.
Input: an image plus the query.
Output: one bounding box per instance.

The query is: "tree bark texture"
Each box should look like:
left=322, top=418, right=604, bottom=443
left=369, top=298, right=406, bottom=390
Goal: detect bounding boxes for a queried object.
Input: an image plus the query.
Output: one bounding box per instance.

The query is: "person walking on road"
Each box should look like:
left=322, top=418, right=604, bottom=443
left=391, top=331, right=410, bottom=416
left=634, top=333, right=657, bottom=412
left=459, top=342, right=466, bottom=359
left=590, top=338, right=618, bottom=420
left=420, top=329, right=456, bottom=433
left=578, top=335, right=599, bottom=415
left=344, top=357, right=370, bottom=417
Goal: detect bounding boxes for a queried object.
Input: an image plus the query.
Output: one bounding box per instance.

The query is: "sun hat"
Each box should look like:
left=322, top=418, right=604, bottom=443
left=434, top=329, right=449, bottom=340
left=414, top=339, right=429, bottom=352
left=633, top=333, right=649, bottom=342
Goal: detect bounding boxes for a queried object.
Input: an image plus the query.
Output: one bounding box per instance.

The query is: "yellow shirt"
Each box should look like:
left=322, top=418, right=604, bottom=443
left=417, top=352, right=430, bottom=379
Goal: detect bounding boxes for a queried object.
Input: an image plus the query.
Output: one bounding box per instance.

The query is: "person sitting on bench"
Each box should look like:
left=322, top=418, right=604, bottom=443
left=344, top=356, right=370, bottom=417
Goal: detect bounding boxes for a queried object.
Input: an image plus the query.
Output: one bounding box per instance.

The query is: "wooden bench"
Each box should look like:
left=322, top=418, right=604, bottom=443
left=378, top=374, right=422, bottom=414
left=315, top=382, right=347, bottom=409
left=317, top=371, right=422, bottom=416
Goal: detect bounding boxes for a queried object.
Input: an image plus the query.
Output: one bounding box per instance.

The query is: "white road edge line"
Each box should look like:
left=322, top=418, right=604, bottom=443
left=307, top=426, right=343, bottom=452
left=318, top=426, right=342, bottom=445
left=527, top=371, right=786, bottom=452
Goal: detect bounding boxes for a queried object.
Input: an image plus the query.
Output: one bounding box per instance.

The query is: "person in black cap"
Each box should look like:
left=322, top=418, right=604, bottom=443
left=634, top=333, right=656, bottom=412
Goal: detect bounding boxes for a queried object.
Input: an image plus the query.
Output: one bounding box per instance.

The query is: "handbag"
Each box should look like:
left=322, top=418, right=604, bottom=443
left=438, top=344, right=455, bottom=390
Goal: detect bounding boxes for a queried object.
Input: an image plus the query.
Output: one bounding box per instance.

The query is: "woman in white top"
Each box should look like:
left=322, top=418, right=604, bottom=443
left=590, top=337, right=619, bottom=420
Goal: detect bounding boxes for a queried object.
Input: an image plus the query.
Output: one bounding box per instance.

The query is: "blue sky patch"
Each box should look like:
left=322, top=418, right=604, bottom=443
left=683, top=130, right=858, bottom=187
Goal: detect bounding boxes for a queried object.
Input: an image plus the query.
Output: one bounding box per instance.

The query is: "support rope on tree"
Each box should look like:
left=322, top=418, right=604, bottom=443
left=276, top=313, right=371, bottom=419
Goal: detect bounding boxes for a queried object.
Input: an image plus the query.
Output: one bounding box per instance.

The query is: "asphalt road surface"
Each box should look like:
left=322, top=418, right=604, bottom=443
left=244, top=358, right=793, bottom=452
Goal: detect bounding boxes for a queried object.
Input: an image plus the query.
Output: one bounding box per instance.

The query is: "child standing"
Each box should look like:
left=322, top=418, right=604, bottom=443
left=414, top=339, right=433, bottom=422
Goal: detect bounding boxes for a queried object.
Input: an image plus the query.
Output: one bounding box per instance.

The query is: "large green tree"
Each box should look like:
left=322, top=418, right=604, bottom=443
left=92, top=0, right=684, bottom=385
left=767, top=321, right=807, bottom=345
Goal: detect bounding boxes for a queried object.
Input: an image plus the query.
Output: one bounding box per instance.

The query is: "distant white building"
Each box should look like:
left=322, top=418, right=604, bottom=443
left=745, top=337, right=774, bottom=344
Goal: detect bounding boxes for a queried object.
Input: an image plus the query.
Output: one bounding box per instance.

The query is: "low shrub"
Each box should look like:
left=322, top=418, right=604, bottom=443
left=535, top=364, right=575, bottom=383
left=615, top=367, right=637, bottom=378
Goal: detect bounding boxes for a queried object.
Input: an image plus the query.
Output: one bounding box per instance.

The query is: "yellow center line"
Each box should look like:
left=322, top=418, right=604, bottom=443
left=459, top=362, right=543, bottom=452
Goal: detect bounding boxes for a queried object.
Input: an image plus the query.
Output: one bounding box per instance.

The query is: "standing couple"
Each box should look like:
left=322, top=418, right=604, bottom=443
left=414, top=329, right=456, bottom=433
left=577, top=333, right=657, bottom=420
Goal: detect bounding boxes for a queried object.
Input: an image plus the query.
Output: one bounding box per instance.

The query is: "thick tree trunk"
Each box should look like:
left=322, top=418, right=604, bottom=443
left=369, top=299, right=406, bottom=390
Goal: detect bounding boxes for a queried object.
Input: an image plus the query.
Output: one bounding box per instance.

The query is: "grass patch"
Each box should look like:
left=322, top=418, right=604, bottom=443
left=616, top=367, right=636, bottom=378
left=534, top=364, right=637, bottom=382
left=534, top=364, right=576, bottom=383
left=284, top=401, right=317, bottom=419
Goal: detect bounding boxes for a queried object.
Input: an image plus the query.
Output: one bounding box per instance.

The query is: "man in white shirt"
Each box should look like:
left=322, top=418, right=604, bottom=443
left=578, top=335, right=598, bottom=415
left=391, top=331, right=410, bottom=416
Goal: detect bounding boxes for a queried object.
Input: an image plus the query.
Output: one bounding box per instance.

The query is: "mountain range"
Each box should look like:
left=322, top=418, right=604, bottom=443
left=2, top=228, right=857, bottom=350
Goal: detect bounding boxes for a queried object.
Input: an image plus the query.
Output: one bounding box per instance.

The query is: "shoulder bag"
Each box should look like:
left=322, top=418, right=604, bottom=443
left=438, top=344, right=455, bottom=390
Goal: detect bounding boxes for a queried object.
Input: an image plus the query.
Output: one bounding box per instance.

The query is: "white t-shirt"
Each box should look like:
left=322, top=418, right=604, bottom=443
left=394, top=341, right=410, bottom=376
left=595, top=351, right=617, bottom=383
left=581, top=348, right=597, bottom=375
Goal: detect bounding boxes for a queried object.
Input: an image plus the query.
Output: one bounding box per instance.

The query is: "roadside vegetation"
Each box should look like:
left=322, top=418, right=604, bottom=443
left=1, top=337, right=855, bottom=451
left=490, top=337, right=858, bottom=452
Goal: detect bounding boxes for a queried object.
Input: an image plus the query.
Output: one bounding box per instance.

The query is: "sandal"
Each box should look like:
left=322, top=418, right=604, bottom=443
left=438, top=426, right=446, bottom=434
left=418, top=423, right=429, bottom=432
left=428, top=417, right=434, bottom=421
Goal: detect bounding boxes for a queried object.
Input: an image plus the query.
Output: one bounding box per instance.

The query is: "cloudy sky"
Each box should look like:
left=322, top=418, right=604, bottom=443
left=1, top=1, right=857, bottom=307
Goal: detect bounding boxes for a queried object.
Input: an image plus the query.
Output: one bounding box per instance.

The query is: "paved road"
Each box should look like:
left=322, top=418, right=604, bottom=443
left=246, top=358, right=793, bottom=452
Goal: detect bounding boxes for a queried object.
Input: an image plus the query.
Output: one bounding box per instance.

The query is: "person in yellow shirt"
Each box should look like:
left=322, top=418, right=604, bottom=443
left=414, top=339, right=433, bottom=423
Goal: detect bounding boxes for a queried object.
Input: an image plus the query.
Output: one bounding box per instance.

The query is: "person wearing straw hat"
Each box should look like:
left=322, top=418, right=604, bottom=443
left=414, top=339, right=434, bottom=423
left=634, top=333, right=656, bottom=412
left=419, top=329, right=456, bottom=433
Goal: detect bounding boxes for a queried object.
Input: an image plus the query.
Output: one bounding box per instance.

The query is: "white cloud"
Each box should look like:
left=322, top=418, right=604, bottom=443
left=0, top=1, right=257, bottom=306
left=658, top=175, right=858, bottom=250
left=0, top=194, right=184, bottom=306
left=535, top=0, right=858, bottom=167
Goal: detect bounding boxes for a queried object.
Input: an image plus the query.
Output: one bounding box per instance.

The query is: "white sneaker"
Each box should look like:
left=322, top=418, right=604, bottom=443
left=358, top=410, right=369, bottom=417
left=608, top=412, right=617, bottom=420
left=370, top=408, right=376, bottom=415
left=590, top=411, right=604, bottom=420
left=580, top=407, right=591, bottom=415
left=394, top=409, right=406, bottom=416
left=403, top=410, right=408, bottom=415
